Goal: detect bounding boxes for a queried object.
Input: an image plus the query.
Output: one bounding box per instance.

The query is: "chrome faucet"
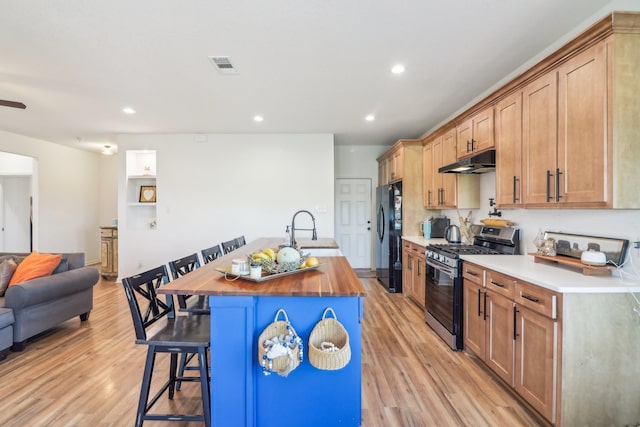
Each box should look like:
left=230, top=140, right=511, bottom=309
left=290, top=210, right=318, bottom=248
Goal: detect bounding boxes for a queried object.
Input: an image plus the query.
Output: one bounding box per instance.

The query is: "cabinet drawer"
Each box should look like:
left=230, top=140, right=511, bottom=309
left=462, top=262, right=484, bottom=285
left=101, top=228, right=114, bottom=238
left=515, top=281, right=559, bottom=319
left=486, top=270, right=516, bottom=299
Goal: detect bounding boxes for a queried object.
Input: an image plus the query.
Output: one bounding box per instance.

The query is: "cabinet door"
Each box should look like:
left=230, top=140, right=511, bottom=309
left=495, top=91, right=523, bottom=206
left=378, top=160, right=387, bottom=186
left=431, top=136, right=444, bottom=206
left=515, top=306, right=558, bottom=423
left=393, top=149, right=404, bottom=182
left=456, top=118, right=473, bottom=158
left=440, top=129, right=458, bottom=207
left=387, top=155, right=397, bottom=182
left=557, top=42, right=607, bottom=205
left=463, top=280, right=485, bottom=357
left=402, top=245, right=412, bottom=297
left=473, top=107, right=495, bottom=153
left=522, top=72, right=558, bottom=205
left=415, top=256, right=426, bottom=309
left=422, top=142, right=435, bottom=208
left=485, top=291, right=515, bottom=387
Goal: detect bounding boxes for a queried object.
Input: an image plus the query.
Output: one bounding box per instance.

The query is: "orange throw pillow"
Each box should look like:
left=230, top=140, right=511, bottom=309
left=8, top=251, right=62, bottom=286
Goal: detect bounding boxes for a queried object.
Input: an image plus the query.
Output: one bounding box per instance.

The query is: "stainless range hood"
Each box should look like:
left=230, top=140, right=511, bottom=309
left=438, top=150, right=496, bottom=174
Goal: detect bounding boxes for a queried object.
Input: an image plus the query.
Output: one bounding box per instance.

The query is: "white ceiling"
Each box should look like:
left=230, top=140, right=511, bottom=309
left=0, top=0, right=627, bottom=153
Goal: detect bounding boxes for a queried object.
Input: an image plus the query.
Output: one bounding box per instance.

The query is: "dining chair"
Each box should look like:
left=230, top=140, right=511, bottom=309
left=122, top=265, right=211, bottom=427
left=201, top=245, right=223, bottom=264
left=221, top=239, right=238, bottom=254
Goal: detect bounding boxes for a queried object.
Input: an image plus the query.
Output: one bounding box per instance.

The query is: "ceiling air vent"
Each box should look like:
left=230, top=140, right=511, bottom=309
left=208, top=56, right=238, bottom=74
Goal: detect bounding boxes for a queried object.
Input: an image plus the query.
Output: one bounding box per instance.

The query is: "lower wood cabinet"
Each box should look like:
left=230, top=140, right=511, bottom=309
left=463, top=263, right=559, bottom=424
left=402, top=241, right=426, bottom=309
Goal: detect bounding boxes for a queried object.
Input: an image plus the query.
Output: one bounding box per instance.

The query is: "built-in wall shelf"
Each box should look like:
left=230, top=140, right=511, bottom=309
left=126, top=150, right=157, bottom=230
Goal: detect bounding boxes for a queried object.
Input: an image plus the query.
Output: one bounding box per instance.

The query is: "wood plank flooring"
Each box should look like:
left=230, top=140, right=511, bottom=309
left=0, top=272, right=544, bottom=426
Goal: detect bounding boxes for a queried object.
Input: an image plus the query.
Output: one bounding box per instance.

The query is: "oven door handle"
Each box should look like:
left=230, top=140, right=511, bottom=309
left=426, top=259, right=456, bottom=279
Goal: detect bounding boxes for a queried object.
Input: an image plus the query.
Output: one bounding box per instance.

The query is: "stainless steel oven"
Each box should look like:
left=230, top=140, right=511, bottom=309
left=424, top=226, right=520, bottom=351
left=425, top=257, right=462, bottom=350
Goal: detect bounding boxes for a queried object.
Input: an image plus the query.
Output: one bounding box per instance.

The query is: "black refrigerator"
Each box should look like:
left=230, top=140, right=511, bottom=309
left=375, top=182, right=402, bottom=293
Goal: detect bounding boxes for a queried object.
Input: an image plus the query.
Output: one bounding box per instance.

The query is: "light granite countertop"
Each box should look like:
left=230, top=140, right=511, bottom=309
left=461, top=254, right=640, bottom=294
left=402, top=235, right=640, bottom=293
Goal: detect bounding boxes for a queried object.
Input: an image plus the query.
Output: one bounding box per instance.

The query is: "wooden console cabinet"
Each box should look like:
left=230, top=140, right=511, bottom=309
left=100, top=226, right=118, bottom=280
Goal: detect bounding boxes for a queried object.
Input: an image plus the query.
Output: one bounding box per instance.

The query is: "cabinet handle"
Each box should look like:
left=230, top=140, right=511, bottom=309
left=555, top=168, right=563, bottom=202
left=477, top=289, right=482, bottom=316
left=521, top=293, right=540, bottom=303
left=418, top=262, right=421, bottom=277
left=471, top=138, right=476, bottom=151
left=513, top=176, right=519, bottom=203
left=466, top=270, right=478, bottom=277
left=513, top=306, right=519, bottom=340
left=483, top=292, right=488, bottom=321
left=427, top=190, right=432, bottom=206
left=546, top=170, right=553, bottom=202
left=490, top=280, right=504, bottom=288
left=408, top=255, right=412, bottom=270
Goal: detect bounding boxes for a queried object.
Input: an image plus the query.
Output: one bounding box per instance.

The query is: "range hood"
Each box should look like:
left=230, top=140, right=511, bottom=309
left=438, top=150, right=496, bottom=174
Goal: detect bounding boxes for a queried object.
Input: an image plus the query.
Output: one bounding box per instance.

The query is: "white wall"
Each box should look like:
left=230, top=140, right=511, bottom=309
left=0, top=130, right=102, bottom=263
left=334, top=145, right=390, bottom=268
left=117, top=133, right=334, bottom=278
left=440, top=172, right=640, bottom=273
left=98, top=154, right=118, bottom=227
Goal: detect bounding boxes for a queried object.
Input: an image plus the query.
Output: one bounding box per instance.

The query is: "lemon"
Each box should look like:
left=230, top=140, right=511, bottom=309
left=305, top=257, right=319, bottom=267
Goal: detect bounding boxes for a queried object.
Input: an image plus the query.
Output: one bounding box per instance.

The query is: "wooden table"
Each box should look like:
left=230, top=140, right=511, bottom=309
left=158, top=238, right=366, bottom=427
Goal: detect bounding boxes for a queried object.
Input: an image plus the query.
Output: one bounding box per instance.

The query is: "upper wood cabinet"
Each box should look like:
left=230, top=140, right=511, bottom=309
left=423, top=128, right=458, bottom=208
left=377, top=139, right=426, bottom=236
left=495, top=91, right=523, bottom=207
left=522, top=42, right=607, bottom=207
left=423, top=128, right=480, bottom=210
left=456, top=106, right=495, bottom=159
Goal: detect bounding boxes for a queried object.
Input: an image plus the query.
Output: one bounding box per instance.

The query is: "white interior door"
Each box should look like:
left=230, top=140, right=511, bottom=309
left=335, top=178, right=372, bottom=269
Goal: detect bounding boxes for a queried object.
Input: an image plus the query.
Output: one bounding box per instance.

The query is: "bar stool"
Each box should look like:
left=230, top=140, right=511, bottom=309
left=201, top=245, right=223, bottom=264
left=221, top=239, right=238, bottom=254
left=168, top=253, right=207, bottom=314
left=122, top=266, right=211, bottom=427
left=235, top=235, right=246, bottom=247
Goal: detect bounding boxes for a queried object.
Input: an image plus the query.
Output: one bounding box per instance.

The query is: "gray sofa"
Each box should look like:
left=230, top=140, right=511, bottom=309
left=0, top=252, right=99, bottom=356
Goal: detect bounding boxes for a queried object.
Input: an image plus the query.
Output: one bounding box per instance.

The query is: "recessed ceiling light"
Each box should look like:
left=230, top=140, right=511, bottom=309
left=391, top=64, right=406, bottom=74
left=122, top=107, right=136, bottom=114
left=102, top=145, right=114, bottom=155
left=253, top=115, right=264, bottom=122
left=365, top=115, right=375, bottom=122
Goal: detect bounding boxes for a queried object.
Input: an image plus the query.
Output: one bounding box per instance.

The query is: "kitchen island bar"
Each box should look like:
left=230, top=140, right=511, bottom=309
left=157, top=238, right=366, bottom=427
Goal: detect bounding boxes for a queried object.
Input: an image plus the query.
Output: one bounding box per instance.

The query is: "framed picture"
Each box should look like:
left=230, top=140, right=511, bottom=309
left=139, top=185, right=156, bottom=203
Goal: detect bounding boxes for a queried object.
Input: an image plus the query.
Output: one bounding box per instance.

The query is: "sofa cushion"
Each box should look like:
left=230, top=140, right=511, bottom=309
left=53, top=257, right=69, bottom=274
left=0, top=307, right=14, bottom=329
left=9, top=252, right=62, bottom=286
left=0, top=259, right=17, bottom=297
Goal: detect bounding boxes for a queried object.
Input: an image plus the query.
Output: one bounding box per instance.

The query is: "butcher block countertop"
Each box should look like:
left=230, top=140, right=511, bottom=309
left=157, top=237, right=365, bottom=297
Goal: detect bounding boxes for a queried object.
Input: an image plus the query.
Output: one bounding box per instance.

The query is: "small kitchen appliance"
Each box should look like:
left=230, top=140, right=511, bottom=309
left=424, top=225, right=520, bottom=350
left=428, top=217, right=450, bottom=239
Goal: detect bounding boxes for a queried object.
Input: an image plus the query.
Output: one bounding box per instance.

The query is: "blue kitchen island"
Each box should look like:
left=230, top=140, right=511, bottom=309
left=158, top=238, right=366, bottom=427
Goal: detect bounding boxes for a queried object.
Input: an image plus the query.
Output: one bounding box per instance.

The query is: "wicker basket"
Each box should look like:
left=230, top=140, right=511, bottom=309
left=308, top=308, right=351, bottom=370
left=258, top=308, right=303, bottom=377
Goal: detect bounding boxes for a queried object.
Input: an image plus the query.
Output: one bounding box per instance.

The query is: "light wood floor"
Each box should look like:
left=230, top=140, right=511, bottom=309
left=0, top=273, right=544, bottom=426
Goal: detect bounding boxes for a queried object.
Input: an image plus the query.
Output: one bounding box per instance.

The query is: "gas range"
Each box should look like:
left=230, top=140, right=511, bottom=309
left=426, top=226, right=520, bottom=268
left=424, top=225, right=520, bottom=351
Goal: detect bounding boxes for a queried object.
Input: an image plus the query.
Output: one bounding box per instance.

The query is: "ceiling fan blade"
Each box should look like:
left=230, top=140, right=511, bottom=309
left=0, top=100, right=27, bottom=109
